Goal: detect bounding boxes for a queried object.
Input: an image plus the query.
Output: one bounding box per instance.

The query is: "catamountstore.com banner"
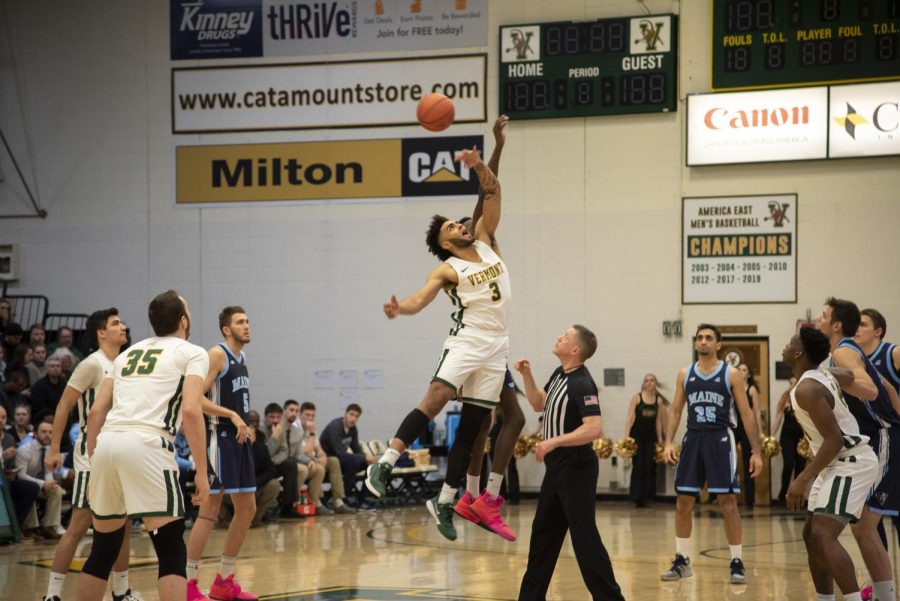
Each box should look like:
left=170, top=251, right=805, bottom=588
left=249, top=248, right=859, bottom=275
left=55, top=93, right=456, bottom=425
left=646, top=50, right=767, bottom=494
left=172, top=54, right=486, bottom=133
left=176, top=135, right=483, bottom=204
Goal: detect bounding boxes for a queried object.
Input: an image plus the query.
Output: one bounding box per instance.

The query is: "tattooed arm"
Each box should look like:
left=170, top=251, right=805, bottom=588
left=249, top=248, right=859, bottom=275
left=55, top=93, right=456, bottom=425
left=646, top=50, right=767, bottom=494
left=456, top=146, right=501, bottom=245
left=471, top=115, right=508, bottom=236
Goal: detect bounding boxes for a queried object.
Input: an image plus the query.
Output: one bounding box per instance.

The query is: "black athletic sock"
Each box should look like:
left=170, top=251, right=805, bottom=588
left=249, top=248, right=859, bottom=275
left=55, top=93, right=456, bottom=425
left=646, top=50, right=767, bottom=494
left=445, top=404, right=491, bottom=486
left=394, top=408, right=431, bottom=447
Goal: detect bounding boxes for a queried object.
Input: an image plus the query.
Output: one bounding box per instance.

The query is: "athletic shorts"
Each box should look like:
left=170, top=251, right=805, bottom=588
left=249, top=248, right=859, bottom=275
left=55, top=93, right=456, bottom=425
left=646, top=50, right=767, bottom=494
left=810, top=450, right=879, bottom=522
left=207, top=426, right=256, bottom=494
left=432, top=328, right=509, bottom=409
left=89, top=429, right=184, bottom=519
left=674, top=428, right=740, bottom=495
left=869, top=427, right=900, bottom=516
left=72, top=441, right=91, bottom=509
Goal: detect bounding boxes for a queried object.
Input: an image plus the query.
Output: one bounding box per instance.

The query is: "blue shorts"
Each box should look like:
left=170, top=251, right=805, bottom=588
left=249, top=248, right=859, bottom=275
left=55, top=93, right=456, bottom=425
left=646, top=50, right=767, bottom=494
left=869, top=427, right=900, bottom=516
left=674, top=428, right=740, bottom=495
left=207, top=427, right=256, bottom=494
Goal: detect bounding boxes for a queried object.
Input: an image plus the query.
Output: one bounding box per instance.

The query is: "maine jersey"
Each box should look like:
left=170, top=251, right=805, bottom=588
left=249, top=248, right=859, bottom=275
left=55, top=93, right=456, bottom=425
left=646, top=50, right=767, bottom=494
left=830, top=338, right=900, bottom=434
left=207, top=343, right=249, bottom=431
left=445, top=239, right=511, bottom=335
left=791, top=369, right=870, bottom=459
left=104, top=336, right=209, bottom=440
left=684, top=361, right=736, bottom=430
left=869, top=341, right=900, bottom=395
left=66, top=349, right=114, bottom=459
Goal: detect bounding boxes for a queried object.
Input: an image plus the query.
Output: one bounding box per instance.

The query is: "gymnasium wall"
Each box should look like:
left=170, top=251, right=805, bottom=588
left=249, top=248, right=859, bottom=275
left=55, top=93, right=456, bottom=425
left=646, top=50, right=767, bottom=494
left=1, top=0, right=898, bottom=493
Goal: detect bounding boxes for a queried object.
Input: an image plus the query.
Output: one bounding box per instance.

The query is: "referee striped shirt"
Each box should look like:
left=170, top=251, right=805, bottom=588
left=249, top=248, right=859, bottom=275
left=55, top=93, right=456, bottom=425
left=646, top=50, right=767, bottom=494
left=542, top=365, right=601, bottom=467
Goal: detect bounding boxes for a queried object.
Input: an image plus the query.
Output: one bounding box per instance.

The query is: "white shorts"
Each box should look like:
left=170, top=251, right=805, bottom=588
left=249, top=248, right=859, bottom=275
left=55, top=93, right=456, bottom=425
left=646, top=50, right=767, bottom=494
left=808, top=450, right=879, bottom=522
left=432, top=328, right=509, bottom=409
left=89, top=429, right=184, bottom=519
left=72, top=442, right=91, bottom=510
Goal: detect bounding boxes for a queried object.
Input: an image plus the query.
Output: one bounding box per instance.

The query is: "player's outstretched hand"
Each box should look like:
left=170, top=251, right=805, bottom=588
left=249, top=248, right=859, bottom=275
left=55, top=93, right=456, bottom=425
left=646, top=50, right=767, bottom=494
left=749, top=452, right=763, bottom=477
left=454, top=145, right=481, bottom=168
left=384, top=295, right=400, bottom=319
left=663, top=443, right=678, bottom=465
left=513, top=358, right=532, bottom=375
left=193, top=472, right=210, bottom=506
left=493, top=115, right=509, bottom=145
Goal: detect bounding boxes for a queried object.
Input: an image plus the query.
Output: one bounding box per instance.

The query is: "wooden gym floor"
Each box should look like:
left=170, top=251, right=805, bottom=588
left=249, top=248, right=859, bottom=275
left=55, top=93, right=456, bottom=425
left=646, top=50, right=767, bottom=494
left=3, top=501, right=899, bottom=600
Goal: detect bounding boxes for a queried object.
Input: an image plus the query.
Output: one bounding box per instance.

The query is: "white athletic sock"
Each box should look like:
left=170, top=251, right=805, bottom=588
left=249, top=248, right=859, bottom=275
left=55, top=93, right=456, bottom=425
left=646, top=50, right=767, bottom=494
left=675, top=537, right=690, bottom=559
left=814, top=594, right=835, bottom=601
left=872, top=581, right=894, bottom=601
left=47, top=571, right=66, bottom=597
left=466, top=474, right=480, bottom=497
left=729, top=544, right=742, bottom=560
left=843, top=592, right=862, bottom=601
left=380, top=448, right=401, bottom=467
left=438, top=483, right=457, bottom=505
left=486, top=472, right=504, bottom=499
left=186, top=558, right=200, bottom=582
left=111, top=570, right=129, bottom=596
left=220, top=555, right=236, bottom=578
left=333, top=497, right=345, bottom=508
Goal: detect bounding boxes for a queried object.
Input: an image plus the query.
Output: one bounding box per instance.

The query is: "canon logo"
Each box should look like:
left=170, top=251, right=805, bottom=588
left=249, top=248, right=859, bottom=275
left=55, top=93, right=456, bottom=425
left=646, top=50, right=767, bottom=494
left=704, top=106, right=810, bottom=130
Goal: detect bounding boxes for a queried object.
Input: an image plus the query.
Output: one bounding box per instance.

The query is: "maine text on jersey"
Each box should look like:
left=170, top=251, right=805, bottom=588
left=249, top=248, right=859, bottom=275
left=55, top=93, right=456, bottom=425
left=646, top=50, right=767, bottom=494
left=688, top=390, right=726, bottom=408
left=232, top=376, right=250, bottom=392
left=465, top=262, right=504, bottom=286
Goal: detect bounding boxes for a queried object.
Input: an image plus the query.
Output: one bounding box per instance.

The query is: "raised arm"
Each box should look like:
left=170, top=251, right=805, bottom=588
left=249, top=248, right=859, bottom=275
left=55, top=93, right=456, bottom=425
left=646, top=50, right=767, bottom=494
left=514, top=358, right=546, bottom=412
left=456, top=146, right=501, bottom=243
left=470, top=115, right=508, bottom=230
left=663, top=369, right=688, bottom=463
left=831, top=347, right=878, bottom=401
left=730, top=368, right=762, bottom=477
left=383, top=263, right=456, bottom=318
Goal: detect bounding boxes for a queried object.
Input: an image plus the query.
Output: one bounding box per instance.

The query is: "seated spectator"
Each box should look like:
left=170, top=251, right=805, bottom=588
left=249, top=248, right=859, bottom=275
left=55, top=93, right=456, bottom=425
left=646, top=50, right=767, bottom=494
left=320, top=404, right=377, bottom=506
left=29, top=356, right=67, bottom=425
left=49, top=348, right=76, bottom=379
left=28, top=323, right=46, bottom=347
left=15, top=420, right=65, bottom=540
left=3, top=376, right=31, bottom=425
left=227, top=410, right=281, bottom=527
left=0, top=404, right=40, bottom=540
left=298, top=402, right=355, bottom=514
left=8, top=403, right=33, bottom=445
left=0, top=298, right=11, bottom=336
left=7, top=344, right=33, bottom=384
left=263, top=402, right=301, bottom=517
left=25, top=343, right=47, bottom=384
left=51, top=326, right=82, bottom=366
left=2, top=322, right=24, bottom=361
left=174, top=428, right=197, bottom=525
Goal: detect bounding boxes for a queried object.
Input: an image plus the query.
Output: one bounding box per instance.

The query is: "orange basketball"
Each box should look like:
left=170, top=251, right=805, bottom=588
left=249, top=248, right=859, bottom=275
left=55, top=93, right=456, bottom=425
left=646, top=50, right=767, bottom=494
left=417, top=92, right=455, bottom=132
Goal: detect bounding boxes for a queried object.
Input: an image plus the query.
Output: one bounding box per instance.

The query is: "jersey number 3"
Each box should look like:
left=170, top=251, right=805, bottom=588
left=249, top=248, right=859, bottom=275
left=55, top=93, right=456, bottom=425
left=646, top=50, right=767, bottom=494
left=489, top=282, right=502, bottom=302
left=121, top=349, right=163, bottom=376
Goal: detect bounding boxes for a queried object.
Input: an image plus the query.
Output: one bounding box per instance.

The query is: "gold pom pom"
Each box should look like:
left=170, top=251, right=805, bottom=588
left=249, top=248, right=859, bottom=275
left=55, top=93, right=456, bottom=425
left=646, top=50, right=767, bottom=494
left=513, top=436, right=530, bottom=460
left=614, top=436, right=638, bottom=459
left=592, top=438, right=613, bottom=459
left=797, top=437, right=814, bottom=460
left=761, top=435, right=782, bottom=458
left=653, top=443, right=665, bottom=463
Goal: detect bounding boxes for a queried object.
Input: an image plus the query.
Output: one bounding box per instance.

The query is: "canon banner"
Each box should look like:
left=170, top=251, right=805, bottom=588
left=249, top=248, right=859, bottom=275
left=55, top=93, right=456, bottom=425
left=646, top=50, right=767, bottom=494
left=170, top=0, right=488, bottom=60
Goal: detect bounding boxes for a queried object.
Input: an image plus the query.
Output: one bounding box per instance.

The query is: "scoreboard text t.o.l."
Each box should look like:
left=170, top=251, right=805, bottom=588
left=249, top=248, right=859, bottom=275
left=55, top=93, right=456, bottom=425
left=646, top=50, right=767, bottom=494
left=498, top=15, right=678, bottom=120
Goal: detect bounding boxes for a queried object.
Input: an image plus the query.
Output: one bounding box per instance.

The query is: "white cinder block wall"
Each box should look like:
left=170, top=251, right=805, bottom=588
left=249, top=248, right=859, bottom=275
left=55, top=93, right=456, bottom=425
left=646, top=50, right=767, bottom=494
left=1, top=0, right=898, bottom=493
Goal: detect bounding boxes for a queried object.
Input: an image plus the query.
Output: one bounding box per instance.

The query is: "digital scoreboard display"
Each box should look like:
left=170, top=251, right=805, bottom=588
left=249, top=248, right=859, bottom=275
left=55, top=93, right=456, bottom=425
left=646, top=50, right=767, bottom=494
left=498, top=15, right=678, bottom=120
left=712, top=0, right=900, bottom=90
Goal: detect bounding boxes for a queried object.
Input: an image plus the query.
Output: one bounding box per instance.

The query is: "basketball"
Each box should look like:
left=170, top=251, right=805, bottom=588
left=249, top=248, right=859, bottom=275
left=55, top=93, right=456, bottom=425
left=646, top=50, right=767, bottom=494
left=416, top=92, right=455, bottom=132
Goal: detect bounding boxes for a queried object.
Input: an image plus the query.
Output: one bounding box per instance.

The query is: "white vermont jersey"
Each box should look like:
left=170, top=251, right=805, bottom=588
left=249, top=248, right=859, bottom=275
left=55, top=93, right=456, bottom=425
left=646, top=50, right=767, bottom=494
left=67, top=349, right=114, bottom=456
left=104, top=336, right=209, bottom=440
left=445, top=240, right=511, bottom=335
left=790, top=368, right=869, bottom=459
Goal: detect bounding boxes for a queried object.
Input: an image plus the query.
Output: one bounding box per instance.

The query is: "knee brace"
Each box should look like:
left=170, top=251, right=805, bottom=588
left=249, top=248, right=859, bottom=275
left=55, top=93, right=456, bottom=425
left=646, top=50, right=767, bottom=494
left=148, top=519, right=187, bottom=579
left=82, top=524, right=126, bottom=580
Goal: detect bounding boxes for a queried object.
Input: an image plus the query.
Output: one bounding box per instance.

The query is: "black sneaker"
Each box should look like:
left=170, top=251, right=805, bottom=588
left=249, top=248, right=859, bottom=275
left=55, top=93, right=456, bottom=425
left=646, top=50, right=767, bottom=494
left=660, top=554, right=693, bottom=581
left=729, top=558, right=746, bottom=584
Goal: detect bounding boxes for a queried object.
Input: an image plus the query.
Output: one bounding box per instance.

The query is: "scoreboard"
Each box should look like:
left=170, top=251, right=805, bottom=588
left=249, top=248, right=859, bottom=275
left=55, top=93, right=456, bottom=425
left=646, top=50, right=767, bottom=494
left=712, top=0, right=900, bottom=90
left=498, top=15, right=678, bottom=120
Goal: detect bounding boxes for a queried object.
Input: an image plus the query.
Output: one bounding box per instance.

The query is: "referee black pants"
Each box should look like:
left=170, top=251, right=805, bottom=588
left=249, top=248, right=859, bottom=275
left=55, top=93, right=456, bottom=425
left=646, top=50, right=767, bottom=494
left=518, top=453, right=624, bottom=601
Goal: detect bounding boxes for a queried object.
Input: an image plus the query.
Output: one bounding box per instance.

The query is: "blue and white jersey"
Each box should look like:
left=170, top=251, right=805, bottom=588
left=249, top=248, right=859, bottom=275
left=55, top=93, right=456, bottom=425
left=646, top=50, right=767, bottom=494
left=207, top=343, right=249, bottom=432
left=829, top=338, right=900, bottom=436
left=684, top=361, right=736, bottom=431
left=869, top=341, right=900, bottom=396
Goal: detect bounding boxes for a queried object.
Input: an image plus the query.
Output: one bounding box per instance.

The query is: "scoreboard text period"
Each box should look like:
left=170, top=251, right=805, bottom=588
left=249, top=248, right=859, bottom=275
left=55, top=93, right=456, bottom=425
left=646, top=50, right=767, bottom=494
left=499, top=15, right=678, bottom=120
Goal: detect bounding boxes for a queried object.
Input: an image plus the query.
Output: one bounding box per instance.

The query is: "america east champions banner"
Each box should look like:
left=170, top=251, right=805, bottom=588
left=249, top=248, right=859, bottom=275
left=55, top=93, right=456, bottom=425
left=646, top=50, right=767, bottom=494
left=175, top=135, right=484, bottom=204
left=170, top=0, right=488, bottom=60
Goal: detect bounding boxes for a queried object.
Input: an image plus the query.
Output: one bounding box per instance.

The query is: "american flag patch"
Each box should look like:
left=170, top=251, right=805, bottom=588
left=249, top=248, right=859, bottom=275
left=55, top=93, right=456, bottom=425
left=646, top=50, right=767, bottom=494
left=583, top=395, right=599, bottom=406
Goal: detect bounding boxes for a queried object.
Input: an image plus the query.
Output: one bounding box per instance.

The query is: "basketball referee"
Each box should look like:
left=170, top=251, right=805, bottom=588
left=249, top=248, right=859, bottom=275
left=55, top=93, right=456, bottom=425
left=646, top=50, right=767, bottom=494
left=514, top=325, right=624, bottom=601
